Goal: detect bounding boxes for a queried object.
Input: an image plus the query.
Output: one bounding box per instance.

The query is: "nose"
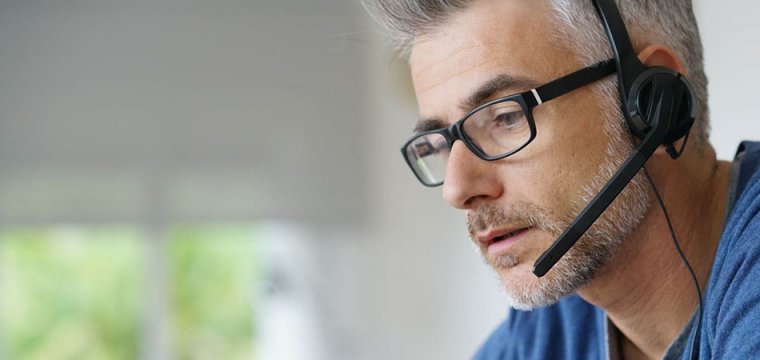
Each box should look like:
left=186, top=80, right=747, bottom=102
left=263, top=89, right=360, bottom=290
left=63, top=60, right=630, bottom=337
left=442, top=141, right=504, bottom=209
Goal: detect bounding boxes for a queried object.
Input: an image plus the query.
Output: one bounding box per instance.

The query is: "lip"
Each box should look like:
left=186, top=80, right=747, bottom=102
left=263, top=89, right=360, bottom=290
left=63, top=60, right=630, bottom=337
left=476, top=227, right=532, bottom=255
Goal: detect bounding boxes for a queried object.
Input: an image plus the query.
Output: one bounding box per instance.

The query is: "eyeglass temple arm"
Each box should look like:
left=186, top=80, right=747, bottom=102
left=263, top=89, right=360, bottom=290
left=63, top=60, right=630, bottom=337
left=525, top=59, right=617, bottom=108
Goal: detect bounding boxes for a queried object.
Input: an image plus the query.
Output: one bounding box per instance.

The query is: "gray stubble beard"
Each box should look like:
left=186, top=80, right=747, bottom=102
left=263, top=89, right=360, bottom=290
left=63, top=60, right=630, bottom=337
left=468, top=139, right=651, bottom=310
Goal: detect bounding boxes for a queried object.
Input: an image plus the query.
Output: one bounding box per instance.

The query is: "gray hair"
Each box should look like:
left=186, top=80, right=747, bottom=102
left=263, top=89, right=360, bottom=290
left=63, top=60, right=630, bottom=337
left=365, top=0, right=710, bottom=146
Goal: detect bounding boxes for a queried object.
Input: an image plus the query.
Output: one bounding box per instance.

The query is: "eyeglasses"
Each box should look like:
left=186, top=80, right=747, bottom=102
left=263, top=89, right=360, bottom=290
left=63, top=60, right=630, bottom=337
left=401, top=59, right=617, bottom=187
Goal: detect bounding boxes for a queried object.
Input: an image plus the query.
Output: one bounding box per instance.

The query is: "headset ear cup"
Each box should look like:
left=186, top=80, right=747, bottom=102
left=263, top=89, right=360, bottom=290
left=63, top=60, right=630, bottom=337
left=665, top=75, right=697, bottom=144
left=626, top=67, right=697, bottom=144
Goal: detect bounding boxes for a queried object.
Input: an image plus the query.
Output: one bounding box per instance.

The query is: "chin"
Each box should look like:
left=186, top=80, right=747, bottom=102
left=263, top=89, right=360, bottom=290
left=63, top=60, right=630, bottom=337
left=495, top=261, right=579, bottom=311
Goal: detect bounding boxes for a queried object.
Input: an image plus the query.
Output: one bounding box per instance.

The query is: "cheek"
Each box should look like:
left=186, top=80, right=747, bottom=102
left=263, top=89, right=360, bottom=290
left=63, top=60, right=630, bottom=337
left=504, top=93, right=612, bottom=216
left=520, top=231, right=561, bottom=260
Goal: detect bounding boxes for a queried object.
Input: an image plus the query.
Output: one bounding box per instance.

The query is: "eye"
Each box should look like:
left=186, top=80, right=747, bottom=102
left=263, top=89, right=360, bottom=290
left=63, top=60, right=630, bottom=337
left=493, top=109, right=526, bottom=131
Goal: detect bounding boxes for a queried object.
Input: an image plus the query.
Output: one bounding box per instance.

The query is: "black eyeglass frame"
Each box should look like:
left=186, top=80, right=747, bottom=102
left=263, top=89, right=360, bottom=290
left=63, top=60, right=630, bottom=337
left=401, top=59, right=617, bottom=187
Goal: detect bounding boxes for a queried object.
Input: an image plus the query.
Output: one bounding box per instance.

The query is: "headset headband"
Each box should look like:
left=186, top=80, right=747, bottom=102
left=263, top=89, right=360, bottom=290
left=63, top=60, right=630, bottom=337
left=591, top=0, right=647, bottom=99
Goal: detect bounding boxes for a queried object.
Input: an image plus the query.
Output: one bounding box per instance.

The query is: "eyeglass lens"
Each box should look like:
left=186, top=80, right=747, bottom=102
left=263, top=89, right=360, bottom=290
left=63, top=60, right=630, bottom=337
left=404, top=99, right=531, bottom=185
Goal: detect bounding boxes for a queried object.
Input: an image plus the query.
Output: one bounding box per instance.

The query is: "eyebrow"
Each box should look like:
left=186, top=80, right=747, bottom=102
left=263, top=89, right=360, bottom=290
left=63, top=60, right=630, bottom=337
left=414, top=118, right=448, bottom=133
left=462, top=74, right=539, bottom=111
left=413, top=74, right=540, bottom=133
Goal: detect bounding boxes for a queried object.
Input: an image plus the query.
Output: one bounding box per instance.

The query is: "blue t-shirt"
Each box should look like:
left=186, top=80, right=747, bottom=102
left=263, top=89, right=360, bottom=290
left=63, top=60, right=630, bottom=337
left=475, top=141, right=760, bottom=360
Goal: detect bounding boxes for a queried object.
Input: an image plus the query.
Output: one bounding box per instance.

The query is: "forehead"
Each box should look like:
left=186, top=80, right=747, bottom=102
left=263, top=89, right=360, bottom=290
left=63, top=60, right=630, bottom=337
left=409, top=0, right=578, bottom=122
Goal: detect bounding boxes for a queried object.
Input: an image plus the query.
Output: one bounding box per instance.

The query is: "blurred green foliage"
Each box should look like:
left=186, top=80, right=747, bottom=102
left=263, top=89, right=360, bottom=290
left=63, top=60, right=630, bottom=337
left=0, top=227, right=143, bottom=360
left=168, top=225, right=259, bottom=360
left=0, top=225, right=259, bottom=360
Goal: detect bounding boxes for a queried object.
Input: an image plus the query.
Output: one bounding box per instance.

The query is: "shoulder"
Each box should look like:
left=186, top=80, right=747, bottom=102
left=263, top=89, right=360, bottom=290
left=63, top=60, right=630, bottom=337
left=701, top=141, right=760, bottom=356
left=715, top=141, right=760, bottom=259
left=723, top=142, right=760, bottom=244
left=735, top=141, right=760, bottom=196
left=474, top=295, right=605, bottom=360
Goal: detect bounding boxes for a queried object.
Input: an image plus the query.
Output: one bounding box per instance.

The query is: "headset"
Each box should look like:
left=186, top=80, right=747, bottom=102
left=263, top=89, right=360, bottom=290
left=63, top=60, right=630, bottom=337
left=533, top=0, right=697, bottom=277
left=531, top=0, right=702, bottom=357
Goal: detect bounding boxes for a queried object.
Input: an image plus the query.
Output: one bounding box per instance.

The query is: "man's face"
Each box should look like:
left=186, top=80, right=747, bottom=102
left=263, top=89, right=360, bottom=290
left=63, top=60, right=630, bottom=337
left=409, top=0, right=650, bottom=309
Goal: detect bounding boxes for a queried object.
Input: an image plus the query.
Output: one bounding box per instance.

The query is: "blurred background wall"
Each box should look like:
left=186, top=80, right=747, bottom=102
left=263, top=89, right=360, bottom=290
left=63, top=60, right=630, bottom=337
left=0, top=0, right=756, bottom=359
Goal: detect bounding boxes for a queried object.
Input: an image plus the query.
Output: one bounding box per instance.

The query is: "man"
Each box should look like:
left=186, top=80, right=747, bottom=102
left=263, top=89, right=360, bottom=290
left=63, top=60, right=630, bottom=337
left=367, top=0, right=760, bottom=359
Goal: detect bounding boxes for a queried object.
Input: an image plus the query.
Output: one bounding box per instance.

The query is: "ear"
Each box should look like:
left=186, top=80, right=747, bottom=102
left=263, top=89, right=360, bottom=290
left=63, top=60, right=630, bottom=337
left=637, top=44, right=687, bottom=75
left=637, top=45, right=690, bottom=157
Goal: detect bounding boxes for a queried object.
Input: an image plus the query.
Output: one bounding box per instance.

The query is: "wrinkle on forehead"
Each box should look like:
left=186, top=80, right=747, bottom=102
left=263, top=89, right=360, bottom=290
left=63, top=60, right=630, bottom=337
left=410, top=33, right=531, bottom=124
left=411, top=30, right=487, bottom=71
left=411, top=42, right=503, bottom=96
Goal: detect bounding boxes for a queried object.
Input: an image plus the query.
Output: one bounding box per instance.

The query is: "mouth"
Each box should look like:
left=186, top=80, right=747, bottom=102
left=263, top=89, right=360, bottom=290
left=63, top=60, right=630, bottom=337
left=478, top=227, right=532, bottom=255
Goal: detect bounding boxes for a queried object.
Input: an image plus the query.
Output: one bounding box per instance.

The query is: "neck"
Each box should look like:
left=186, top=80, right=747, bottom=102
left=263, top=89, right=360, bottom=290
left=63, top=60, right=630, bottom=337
left=577, top=144, right=732, bottom=359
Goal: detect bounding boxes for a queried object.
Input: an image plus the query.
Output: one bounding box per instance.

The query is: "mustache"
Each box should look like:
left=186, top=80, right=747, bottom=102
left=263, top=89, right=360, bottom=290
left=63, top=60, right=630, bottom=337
left=467, top=202, right=562, bottom=238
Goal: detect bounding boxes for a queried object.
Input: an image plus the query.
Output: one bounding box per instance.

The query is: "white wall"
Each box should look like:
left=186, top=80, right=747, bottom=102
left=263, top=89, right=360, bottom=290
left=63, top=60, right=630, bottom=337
left=696, top=0, right=760, bottom=159
left=0, top=0, right=366, bottom=226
